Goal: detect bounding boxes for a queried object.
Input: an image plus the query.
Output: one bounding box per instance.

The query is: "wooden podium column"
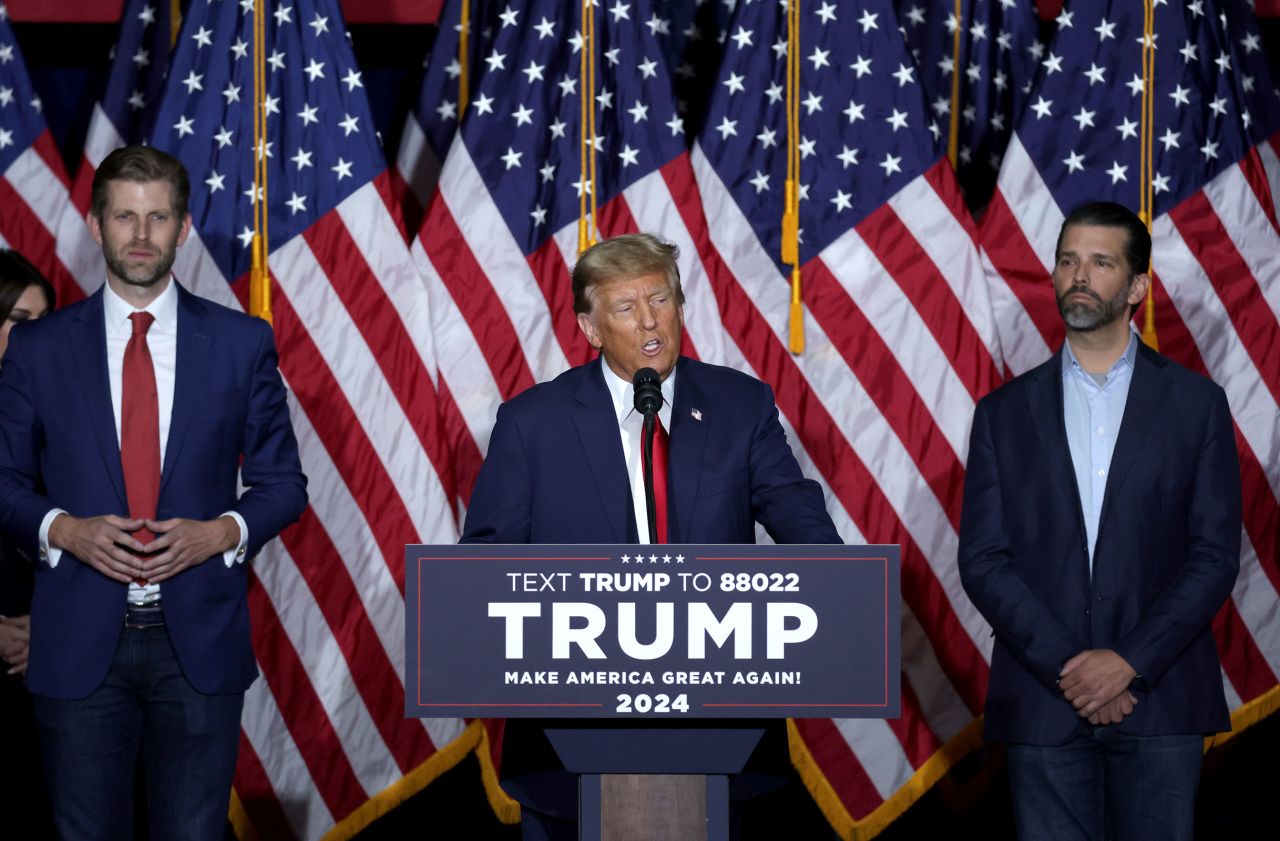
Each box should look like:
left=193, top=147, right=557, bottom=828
left=598, top=774, right=706, bottom=841
left=549, top=729, right=759, bottom=841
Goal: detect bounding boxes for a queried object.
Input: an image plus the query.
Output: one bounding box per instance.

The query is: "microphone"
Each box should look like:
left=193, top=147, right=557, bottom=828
left=632, top=367, right=663, bottom=417
left=632, top=367, right=663, bottom=544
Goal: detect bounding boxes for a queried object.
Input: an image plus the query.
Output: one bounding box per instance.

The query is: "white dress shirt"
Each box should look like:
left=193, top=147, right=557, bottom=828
left=38, top=278, right=247, bottom=602
left=1062, top=331, right=1138, bottom=572
left=602, top=363, right=676, bottom=544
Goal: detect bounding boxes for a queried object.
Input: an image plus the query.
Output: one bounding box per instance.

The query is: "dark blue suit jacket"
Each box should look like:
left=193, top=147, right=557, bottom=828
left=462, top=355, right=840, bottom=545
left=959, top=342, right=1240, bottom=744
left=0, top=283, right=307, bottom=699
left=460, top=355, right=839, bottom=821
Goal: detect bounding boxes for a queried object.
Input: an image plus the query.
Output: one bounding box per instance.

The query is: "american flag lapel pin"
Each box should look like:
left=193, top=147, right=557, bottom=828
left=691, top=408, right=702, bottom=421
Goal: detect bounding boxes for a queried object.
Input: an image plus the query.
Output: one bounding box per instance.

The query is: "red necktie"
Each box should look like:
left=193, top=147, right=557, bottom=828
left=643, top=415, right=669, bottom=543
left=121, top=311, right=160, bottom=563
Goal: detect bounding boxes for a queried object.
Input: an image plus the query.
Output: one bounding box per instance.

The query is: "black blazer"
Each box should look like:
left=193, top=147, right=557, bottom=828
left=959, top=342, right=1240, bottom=744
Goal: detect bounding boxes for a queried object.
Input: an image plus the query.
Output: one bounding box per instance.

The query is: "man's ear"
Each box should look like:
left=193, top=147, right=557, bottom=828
left=177, top=212, right=193, bottom=247
left=86, top=211, right=104, bottom=247
left=576, top=312, right=601, bottom=349
left=1127, top=272, right=1151, bottom=307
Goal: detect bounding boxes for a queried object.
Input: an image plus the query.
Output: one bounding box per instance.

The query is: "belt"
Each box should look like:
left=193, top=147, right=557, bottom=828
left=124, top=601, right=165, bottom=630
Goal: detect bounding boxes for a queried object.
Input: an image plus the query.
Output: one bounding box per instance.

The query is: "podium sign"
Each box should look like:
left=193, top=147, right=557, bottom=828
left=405, top=544, right=899, bottom=719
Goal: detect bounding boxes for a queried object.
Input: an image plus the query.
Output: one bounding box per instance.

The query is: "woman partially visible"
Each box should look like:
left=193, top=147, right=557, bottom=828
left=0, top=249, right=56, bottom=838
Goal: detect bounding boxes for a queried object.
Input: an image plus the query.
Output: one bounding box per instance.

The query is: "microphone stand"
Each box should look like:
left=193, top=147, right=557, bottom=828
left=641, top=410, right=658, bottom=544
left=633, top=366, right=663, bottom=544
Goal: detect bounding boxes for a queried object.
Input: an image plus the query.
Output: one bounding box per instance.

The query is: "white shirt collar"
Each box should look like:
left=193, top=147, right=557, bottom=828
left=601, top=359, right=677, bottom=425
left=103, top=275, right=178, bottom=336
left=1062, top=328, right=1139, bottom=381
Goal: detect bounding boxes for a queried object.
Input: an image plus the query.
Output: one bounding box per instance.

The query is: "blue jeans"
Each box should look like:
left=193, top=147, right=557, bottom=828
left=30, top=605, right=243, bottom=841
left=1006, top=725, right=1203, bottom=841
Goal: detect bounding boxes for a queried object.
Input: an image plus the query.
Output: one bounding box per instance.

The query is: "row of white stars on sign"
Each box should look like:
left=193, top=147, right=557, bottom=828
left=620, top=554, right=685, bottom=564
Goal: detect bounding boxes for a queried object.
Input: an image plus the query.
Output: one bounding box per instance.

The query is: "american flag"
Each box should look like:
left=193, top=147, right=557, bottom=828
left=144, top=1, right=475, bottom=838
left=658, top=0, right=732, bottom=142
left=896, top=0, right=1040, bottom=211
left=393, top=0, right=498, bottom=236
left=63, top=0, right=177, bottom=301
left=690, top=0, right=1003, bottom=834
left=410, top=0, right=716, bottom=515
left=981, top=0, right=1280, bottom=759
left=0, top=7, right=86, bottom=308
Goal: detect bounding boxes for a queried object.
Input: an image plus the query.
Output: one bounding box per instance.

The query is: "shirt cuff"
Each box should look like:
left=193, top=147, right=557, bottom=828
left=222, top=512, right=249, bottom=567
left=38, top=508, right=67, bottom=568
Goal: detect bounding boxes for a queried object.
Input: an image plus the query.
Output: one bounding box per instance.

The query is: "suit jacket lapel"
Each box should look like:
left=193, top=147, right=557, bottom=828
left=160, top=282, right=211, bottom=497
left=668, top=358, right=707, bottom=543
left=1097, top=344, right=1168, bottom=531
left=69, top=290, right=128, bottom=509
left=571, top=358, right=633, bottom=542
left=1026, top=352, right=1089, bottom=546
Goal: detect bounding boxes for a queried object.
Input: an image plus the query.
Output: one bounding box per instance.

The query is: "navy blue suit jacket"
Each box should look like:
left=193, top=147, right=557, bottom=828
left=959, top=342, right=1240, bottom=744
left=462, top=355, right=840, bottom=545
left=0, top=283, right=307, bottom=699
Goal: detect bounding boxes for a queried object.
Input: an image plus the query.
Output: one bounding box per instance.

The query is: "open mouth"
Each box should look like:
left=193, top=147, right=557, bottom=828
left=642, top=339, right=662, bottom=354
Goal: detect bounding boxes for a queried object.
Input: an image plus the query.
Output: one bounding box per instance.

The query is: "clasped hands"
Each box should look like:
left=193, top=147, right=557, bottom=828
left=0, top=614, right=29, bottom=675
left=48, top=513, right=240, bottom=584
left=1059, top=648, right=1139, bottom=726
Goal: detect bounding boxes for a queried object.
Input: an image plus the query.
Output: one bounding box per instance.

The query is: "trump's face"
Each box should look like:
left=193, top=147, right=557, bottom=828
left=576, top=271, right=684, bottom=383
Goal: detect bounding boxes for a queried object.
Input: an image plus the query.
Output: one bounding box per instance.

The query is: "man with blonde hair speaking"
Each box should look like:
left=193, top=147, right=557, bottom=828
left=463, top=233, right=840, bottom=839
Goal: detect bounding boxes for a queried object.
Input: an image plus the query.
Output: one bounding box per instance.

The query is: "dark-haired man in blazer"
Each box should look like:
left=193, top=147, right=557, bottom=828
left=959, top=201, right=1240, bottom=841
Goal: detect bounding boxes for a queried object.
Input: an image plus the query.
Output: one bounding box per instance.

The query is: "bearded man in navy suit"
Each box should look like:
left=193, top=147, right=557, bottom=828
left=462, top=233, right=841, bottom=839
left=959, top=202, right=1240, bottom=841
left=0, top=146, right=307, bottom=841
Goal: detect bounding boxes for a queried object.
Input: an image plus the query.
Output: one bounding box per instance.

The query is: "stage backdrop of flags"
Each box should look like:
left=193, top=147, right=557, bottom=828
left=0, top=1, right=1276, bottom=839
left=0, top=10, right=87, bottom=308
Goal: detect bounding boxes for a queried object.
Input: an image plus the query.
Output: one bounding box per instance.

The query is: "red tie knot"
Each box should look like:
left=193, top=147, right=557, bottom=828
left=129, top=311, right=155, bottom=335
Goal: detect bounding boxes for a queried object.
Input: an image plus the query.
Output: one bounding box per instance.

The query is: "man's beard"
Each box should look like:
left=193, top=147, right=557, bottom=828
left=1057, top=281, right=1133, bottom=331
left=104, top=242, right=176, bottom=289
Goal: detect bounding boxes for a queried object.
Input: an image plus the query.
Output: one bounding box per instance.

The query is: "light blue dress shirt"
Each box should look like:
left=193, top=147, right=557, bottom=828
left=1062, top=331, right=1139, bottom=572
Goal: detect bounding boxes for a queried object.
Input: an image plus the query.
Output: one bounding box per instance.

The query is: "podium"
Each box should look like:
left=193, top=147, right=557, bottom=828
left=545, top=726, right=764, bottom=841
left=406, top=544, right=900, bottom=840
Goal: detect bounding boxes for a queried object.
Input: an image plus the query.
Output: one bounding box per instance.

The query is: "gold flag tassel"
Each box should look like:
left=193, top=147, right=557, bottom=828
left=169, top=0, right=182, bottom=47
left=458, top=0, right=471, bottom=116
left=577, top=0, right=599, bottom=255
left=250, top=0, right=272, bottom=323
left=783, top=0, right=803, bottom=353
left=946, top=0, right=963, bottom=168
left=1137, top=0, right=1156, bottom=349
